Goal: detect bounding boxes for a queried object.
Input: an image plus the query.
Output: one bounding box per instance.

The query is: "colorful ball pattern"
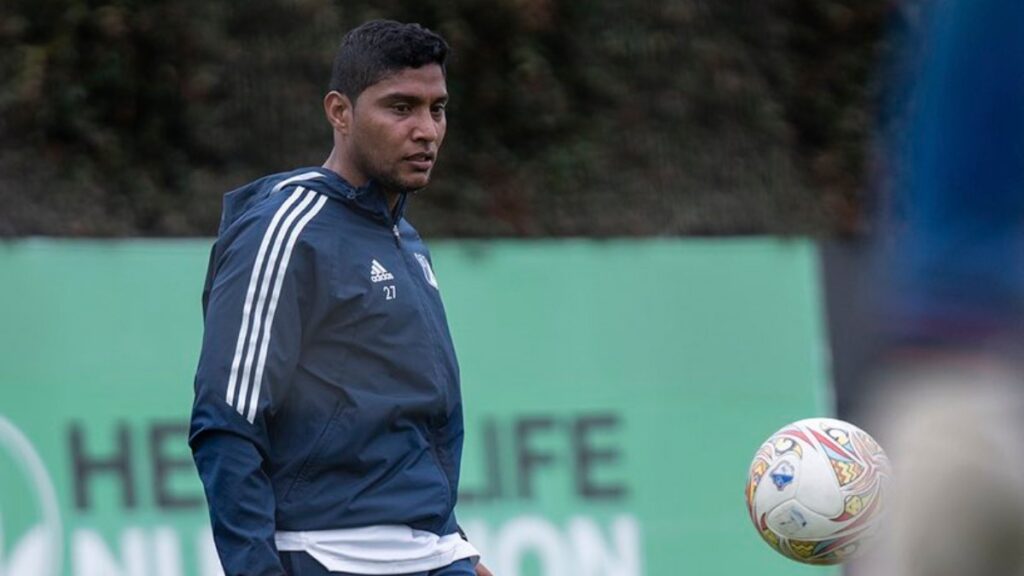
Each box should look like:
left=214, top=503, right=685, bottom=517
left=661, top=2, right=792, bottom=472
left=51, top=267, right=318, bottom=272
left=745, top=417, right=890, bottom=565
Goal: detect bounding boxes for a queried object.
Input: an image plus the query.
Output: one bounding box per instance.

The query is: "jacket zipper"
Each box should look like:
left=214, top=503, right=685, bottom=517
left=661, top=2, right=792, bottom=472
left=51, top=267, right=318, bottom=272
left=388, top=221, right=454, bottom=512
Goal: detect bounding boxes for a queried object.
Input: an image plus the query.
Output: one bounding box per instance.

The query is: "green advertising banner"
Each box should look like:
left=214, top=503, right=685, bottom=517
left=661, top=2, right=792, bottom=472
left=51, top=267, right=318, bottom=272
left=0, top=239, right=834, bottom=576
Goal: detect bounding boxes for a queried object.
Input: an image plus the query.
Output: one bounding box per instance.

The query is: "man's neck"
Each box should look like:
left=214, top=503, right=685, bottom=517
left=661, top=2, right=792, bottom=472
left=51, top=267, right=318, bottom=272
left=384, top=190, right=401, bottom=212
left=321, top=152, right=400, bottom=211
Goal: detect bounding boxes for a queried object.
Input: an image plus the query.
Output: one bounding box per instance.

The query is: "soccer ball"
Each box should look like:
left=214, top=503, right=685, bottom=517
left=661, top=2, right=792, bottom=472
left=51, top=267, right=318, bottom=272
left=745, top=417, right=890, bottom=564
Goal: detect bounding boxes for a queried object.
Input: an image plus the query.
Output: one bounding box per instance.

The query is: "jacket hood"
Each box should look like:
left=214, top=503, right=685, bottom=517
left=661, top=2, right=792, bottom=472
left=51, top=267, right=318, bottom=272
left=218, top=167, right=407, bottom=235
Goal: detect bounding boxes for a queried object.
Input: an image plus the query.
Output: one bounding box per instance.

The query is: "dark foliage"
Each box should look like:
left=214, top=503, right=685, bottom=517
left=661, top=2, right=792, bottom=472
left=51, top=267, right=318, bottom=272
left=0, top=0, right=895, bottom=237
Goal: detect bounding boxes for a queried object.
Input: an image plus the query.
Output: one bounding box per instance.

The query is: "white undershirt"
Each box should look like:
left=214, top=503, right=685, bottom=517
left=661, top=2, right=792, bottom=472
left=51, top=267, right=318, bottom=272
left=275, top=525, right=480, bottom=575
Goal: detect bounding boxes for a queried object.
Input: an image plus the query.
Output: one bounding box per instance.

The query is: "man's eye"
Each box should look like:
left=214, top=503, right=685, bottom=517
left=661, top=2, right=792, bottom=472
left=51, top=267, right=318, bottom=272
left=431, top=105, right=446, bottom=116
left=392, top=103, right=411, bottom=114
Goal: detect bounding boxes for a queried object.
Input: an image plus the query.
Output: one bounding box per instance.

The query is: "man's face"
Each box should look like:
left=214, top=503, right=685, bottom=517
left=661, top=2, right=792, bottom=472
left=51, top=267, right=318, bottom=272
left=347, top=64, right=448, bottom=194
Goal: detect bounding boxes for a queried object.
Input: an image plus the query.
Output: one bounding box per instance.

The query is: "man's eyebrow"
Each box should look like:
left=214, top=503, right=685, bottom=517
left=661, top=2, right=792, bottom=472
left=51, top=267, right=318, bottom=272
left=377, top=92, right=449, bottom=104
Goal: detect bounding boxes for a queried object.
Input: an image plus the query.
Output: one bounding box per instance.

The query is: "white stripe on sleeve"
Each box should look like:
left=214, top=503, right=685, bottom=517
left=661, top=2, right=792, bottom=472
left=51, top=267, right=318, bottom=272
left=235, top=189, right=319, bottom=417
left=271, top=171, right=323, bottom=194
left=225, top=187, right=305, bottom=407
left=246, top=194, right=329, bottom=423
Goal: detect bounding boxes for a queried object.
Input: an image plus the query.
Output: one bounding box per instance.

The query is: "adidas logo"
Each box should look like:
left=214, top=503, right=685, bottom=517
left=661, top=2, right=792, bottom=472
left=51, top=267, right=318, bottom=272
left=370, top=259, right=394, bottom=283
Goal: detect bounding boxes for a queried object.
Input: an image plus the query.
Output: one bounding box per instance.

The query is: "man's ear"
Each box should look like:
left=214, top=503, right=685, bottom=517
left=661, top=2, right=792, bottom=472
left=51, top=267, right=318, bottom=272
left=324, top=91, right=353, bottom=134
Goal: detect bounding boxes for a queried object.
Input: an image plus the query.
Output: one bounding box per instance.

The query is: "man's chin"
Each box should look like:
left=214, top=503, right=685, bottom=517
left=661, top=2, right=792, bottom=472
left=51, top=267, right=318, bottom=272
left=397, top=174, right=431, bottom=193
left=374, top=170, right=432, bottom=195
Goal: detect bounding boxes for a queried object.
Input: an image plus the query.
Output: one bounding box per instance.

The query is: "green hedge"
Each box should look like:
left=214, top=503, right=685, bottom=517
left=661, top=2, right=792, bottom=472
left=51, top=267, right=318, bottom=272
left=0, top=0, right=891, bottom=237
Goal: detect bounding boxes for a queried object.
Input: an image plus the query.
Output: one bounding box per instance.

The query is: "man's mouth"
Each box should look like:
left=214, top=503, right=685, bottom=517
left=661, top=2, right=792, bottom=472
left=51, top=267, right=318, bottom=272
left=405, top=152, right=435, bottom=170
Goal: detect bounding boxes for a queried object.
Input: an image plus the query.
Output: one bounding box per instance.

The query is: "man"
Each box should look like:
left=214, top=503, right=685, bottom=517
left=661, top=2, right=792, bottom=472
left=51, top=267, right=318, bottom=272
left=190, top=20, right=492, bottom=576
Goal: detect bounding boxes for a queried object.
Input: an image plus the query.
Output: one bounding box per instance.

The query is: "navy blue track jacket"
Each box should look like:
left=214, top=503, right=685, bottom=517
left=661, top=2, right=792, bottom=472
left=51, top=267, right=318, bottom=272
left=189, top=168, right=465, bottom=576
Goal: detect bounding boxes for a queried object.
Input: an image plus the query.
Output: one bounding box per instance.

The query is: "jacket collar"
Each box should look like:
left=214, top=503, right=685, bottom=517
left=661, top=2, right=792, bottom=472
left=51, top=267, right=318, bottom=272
left=304, top=167, right=408, bottom=226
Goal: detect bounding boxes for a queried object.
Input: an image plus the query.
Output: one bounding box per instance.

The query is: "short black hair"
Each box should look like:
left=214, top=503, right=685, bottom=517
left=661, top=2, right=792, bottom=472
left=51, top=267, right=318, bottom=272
left=329, top=20, right=449, bottom=101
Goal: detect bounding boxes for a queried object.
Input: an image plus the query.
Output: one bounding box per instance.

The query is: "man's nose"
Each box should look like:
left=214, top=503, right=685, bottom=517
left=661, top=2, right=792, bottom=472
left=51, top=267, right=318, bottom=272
left=412, top=111, right=440, bottom=142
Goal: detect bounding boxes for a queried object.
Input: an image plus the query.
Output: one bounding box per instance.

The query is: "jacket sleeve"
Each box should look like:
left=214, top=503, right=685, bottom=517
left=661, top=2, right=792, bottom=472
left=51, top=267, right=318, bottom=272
left=189, top=201, right=321, bottom=576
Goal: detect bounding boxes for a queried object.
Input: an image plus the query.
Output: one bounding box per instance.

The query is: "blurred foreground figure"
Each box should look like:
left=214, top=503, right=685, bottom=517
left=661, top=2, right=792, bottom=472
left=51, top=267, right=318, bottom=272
left=865, top=1, right=1024, bottom=575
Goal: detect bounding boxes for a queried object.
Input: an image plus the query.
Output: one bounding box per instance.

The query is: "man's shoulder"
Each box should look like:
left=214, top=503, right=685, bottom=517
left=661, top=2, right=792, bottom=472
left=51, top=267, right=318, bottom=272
left=218, top=169, right=331, bottom=234
left=211, top=174, right=342, bottom=278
